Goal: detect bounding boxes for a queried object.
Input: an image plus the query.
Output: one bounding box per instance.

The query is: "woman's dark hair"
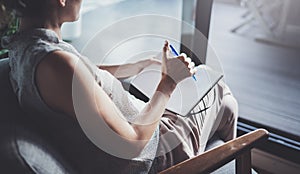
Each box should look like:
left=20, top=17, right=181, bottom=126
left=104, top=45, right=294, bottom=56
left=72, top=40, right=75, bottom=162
left=1, top=0, right=47, bottom=17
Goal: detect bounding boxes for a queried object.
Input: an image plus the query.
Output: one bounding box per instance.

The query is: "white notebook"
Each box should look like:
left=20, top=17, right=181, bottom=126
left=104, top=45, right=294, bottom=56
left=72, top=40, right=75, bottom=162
left=130, top=64, right=223, bottom=116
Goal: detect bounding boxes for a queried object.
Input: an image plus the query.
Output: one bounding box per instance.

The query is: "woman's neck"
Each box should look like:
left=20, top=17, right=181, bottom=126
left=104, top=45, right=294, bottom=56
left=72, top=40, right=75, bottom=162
left=19, top=17, right=62, bottom=39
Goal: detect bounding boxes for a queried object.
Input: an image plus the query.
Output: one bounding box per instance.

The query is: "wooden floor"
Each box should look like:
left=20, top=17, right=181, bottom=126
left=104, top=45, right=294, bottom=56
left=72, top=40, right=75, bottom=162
left=209, top=3, right=300, bottom=140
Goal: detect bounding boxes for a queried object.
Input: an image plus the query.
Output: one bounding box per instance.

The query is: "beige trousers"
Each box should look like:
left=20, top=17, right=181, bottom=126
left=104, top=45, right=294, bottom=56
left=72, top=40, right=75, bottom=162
left=155, top=80, right=238, bottom=171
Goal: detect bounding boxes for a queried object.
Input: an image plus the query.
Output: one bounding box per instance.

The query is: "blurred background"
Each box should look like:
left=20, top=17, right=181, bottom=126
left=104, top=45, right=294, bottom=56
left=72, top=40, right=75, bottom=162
left=1, top=0, right=299, bottom=173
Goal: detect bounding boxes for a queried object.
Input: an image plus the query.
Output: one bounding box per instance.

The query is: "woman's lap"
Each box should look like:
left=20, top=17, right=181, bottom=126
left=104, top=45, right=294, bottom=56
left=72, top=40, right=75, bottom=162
left=155, top=81, right=238, bottom=171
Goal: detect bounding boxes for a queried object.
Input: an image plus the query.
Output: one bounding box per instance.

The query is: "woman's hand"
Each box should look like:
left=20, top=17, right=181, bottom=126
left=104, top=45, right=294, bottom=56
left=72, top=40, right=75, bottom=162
left=161, top=41, right=196, bottom=86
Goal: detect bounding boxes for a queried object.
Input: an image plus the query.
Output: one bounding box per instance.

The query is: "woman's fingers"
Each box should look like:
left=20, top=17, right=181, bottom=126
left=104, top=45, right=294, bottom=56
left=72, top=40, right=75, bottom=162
left=161, top=41, right=169, bottom=74
left=190, top=67, right=197, bottom=74
left=177, top=55, right=195, bottom=74
left=163, top=41, right=171, bottom=57
left=162, top=41, right=169, bottom=60
left=177, top=55, right=187, bottom=65
left=180, top=53, right=187, bottom=59
left=188, top=62, right=195, bottom=69
left=184, top=57, right=192, bottom=64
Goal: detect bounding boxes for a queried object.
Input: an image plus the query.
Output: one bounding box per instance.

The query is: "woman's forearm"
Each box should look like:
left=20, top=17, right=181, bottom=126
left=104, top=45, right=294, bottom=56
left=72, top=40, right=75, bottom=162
left=93, top=75, right=176, bottom=155
left=98, top=59, right=160, bottom=79
left=132, top=75, right=176, bottom=141
left=98, top=63, right=142, bottom=79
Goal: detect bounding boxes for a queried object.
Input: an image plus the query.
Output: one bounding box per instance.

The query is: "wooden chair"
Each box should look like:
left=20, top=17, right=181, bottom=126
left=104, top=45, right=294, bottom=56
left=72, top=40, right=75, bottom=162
left=160, top=129, right=269, bottom=174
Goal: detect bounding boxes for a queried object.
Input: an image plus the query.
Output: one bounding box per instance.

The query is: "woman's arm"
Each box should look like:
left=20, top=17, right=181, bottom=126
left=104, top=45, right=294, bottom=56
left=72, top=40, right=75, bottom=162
left=98, top=58, right=161, bottom=79
left=35, top=41, right=193, bottom=157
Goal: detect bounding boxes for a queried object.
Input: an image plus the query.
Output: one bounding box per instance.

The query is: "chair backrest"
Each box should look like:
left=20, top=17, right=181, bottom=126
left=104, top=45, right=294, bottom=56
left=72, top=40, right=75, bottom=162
left=0, top=58, right=31, bottom=172
left=0, top=58, right=22, bottom=116
left=0, top=58, right=72, bottom=173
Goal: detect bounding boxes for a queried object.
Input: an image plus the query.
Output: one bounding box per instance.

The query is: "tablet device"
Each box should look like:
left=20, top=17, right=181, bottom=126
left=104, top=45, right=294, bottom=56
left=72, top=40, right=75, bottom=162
left=130, top=64, right=223, bottom=116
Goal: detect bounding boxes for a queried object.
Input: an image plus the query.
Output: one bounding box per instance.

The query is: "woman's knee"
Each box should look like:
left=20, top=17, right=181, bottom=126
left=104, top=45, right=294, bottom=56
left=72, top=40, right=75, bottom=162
left=222, top=94, right=238, bottom=121
left=217, top=94, right=238, bottom=141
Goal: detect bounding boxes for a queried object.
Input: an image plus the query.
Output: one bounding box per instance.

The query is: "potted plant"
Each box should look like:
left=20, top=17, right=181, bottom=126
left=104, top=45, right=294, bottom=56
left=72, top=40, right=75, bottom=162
left=0, top=3, right=19, bottom=59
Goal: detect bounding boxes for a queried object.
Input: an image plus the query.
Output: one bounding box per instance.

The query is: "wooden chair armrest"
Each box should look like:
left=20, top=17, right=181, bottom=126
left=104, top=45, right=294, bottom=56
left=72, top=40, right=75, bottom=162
left=159, top=129, right=269, bottom=174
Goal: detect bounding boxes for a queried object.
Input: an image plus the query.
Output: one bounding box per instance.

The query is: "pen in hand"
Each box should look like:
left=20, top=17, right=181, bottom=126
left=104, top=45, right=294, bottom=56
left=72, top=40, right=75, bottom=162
left=169, top=44, right=197, bottom=81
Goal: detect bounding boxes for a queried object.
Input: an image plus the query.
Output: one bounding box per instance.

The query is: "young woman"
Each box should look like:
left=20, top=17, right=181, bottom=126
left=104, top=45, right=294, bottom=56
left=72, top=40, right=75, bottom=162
left=1, top=0, right=238, bottom=173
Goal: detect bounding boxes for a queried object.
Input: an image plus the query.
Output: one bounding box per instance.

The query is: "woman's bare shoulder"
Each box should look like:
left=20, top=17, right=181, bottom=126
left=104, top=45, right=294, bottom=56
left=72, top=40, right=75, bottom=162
left=35, top=50, right=80, bottom=116
left=38, top=50, right=78, bottom=72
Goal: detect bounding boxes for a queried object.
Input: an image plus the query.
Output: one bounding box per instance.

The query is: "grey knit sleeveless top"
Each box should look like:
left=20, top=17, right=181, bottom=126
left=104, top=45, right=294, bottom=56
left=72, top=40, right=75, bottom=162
left=2, top=28, right=159, bottom=173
